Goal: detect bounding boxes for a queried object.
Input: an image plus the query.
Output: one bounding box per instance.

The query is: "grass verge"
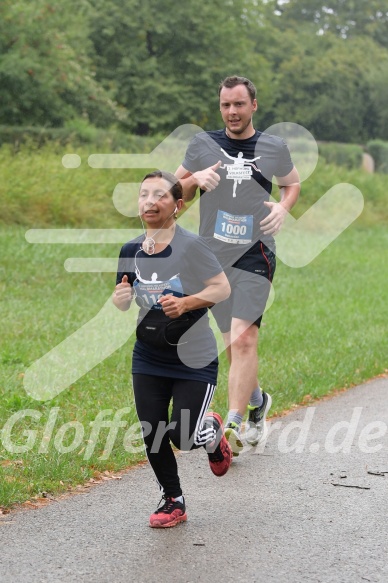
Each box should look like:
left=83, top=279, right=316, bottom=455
left=0, top=144, right=387, bottom=509
left=1, top=223, right=387, bottom=508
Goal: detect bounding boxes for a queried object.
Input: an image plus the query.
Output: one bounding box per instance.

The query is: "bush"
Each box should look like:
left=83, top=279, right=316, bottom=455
left=367, top=140, right=388, bottom=173
left=318, top=142, right=363, bottom=169
left=0, top=124, right=161, bottom=153
left=0, top=126, right=70, bottom=148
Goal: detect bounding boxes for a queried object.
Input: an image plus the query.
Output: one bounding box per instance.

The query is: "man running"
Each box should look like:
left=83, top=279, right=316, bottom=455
left=175, top=76, right=300, bottom=454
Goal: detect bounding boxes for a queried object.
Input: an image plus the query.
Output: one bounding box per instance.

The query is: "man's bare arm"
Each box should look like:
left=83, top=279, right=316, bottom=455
left=276, top=166, right=301, bottom=212
left=175, top=165, right=199, bottom=201
left=175, top=161, right=222, bottom=202
left=260, top=166, right=301, bottom=235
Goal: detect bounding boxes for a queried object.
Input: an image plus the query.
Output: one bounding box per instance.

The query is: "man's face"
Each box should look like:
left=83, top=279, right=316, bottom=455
left=219, top=84, right=257, bottom=139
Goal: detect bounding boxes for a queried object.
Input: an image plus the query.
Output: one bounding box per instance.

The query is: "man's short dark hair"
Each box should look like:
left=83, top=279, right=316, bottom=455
left=218, top=76, right=256, bottom=102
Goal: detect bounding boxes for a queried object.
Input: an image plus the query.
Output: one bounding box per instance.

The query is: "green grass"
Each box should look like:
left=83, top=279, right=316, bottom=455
left=1, top=142, right=388, bottom=228
left=0, top=144, right=387, bottom=509
left=294, top=157, right=388, bottom=226
left=258, top=226, right=388, bottom=408
left=1, top=224, right=387, bottom=508
left=0, top=141, right=185, bottom=228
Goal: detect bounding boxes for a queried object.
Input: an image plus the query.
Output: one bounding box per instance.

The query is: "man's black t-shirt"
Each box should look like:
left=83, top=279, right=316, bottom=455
left=116, top=225, right=222, bottom=384
left=182, top=129, right=294, bottom=265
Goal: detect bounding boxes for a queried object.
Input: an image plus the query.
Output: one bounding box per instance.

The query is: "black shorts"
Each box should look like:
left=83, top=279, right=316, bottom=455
left=211, top=241, right=276, bottom=333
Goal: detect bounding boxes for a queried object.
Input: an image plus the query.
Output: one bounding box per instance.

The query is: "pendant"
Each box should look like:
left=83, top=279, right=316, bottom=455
left=142, top=237, right=155, bottom=255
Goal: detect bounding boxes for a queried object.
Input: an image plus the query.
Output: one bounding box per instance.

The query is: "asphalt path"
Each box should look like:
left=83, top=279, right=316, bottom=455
left=0, top=377, right=387, bottom=583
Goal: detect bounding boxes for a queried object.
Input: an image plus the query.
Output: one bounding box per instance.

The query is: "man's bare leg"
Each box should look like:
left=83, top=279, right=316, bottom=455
left=222, top=318, right=259, bottom=454
left=223, top=318, right=272, bottom=450
left=223, top=318, right=258, bottom=415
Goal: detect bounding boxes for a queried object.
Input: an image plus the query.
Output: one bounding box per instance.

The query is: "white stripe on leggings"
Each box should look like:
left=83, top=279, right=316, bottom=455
left=193, top=383, right=216, bottom=447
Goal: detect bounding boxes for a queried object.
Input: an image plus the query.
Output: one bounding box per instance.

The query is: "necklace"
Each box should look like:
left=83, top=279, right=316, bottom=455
left=142, top=222, right=176, bottom=255
left=142, top=234, right=157, bottom=255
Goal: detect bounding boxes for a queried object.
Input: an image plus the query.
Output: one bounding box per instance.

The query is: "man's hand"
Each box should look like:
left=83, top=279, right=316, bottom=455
left=193, top=160, right=222, bottom=191
left=260, top=201, right=288, bottom=235
left=113, top=275, right=132, bottom=311
left=158, top=294, right=186, bottom=318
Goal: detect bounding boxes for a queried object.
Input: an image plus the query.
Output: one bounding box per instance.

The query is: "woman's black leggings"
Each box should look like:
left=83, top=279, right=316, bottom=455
left=132, top=374, right=217, bottom=498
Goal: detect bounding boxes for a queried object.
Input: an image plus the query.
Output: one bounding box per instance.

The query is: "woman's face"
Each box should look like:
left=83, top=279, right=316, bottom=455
left=138, top=177, right=177, bottom=227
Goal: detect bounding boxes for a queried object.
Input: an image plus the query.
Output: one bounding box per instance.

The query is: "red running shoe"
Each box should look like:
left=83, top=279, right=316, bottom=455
left=149, top=496, right=187, bottom=528
left=205, top=412, right=233, bottom=477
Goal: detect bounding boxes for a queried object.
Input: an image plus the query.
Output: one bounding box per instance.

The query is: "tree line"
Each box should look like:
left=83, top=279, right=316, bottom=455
left=1, top=0, right=388, bottom=143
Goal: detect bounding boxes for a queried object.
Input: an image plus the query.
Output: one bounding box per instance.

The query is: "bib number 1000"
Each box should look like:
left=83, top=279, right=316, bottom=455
left=221, top=222, right=247, bottom=236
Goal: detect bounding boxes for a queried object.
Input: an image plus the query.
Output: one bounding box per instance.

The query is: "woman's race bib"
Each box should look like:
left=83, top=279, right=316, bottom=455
left=133, top=277, right=184, bottom=310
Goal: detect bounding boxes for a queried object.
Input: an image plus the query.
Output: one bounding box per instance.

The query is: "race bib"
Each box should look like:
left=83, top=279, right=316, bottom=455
left=134, top=278, right=184, bottom=310
left=213, top=210, right=253, bottom=244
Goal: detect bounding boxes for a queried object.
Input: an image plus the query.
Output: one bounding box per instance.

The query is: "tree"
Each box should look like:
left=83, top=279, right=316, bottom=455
left=0, top=0, right=123, bottom=126
left=89, top=0, right=272, bottom=134
left=277, top=34, right=388, bottom=142
left=253, top=3, right=388, bottom=142
left=274, top=0, right=388, bottom=48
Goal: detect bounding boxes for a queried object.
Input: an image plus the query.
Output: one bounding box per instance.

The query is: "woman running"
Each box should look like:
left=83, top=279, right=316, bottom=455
left=113, top=170, right=232, bottom=528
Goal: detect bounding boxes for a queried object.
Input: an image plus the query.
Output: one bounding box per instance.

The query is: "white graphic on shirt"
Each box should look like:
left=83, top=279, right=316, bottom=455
left=135, top=269, right=161, bottom=284
left=220, top=149, right=261, bottom=197
left=134, top=269, right=179, bottom=285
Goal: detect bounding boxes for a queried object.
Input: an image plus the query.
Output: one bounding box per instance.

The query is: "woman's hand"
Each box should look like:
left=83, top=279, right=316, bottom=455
left=112, top=275, right=133, bottom=311
left=158, top=271, right=231, bottom=318
left=158, top=294, right=186, bottom=318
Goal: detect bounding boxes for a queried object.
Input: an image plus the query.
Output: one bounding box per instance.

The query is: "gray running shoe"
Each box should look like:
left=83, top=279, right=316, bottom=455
left=245, top=391, right=272, bottom=446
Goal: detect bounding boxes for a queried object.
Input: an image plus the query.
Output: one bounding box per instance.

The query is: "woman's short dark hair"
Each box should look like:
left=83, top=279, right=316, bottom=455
left=218, top=76, right=256, bottom=102
left=140, top=170, right=183, bottom=202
